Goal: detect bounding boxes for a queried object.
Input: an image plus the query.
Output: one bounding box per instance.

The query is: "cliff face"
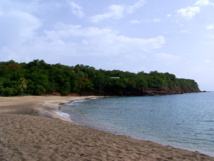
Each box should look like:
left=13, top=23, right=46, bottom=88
left=141, top=88, right=200, bottom=96
left=101, top=77, right=201, bottom=96
left=102, top=86, right=201, bottom=96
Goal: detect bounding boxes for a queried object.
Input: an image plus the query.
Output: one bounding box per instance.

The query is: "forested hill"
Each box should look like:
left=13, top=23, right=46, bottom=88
left=0, top=60, right=200, bottom=96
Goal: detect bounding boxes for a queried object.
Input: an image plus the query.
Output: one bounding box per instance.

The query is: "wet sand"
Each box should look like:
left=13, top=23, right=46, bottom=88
left=0, top=96, right=213, bottom=161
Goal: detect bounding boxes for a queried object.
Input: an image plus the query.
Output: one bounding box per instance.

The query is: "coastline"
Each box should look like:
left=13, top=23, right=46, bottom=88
left=0, top=96, right=214, bottom=161
left=39, top=95, right=100, bottom=122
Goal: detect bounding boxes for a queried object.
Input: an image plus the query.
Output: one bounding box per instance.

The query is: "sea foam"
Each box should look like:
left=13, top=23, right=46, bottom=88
left=56, top=111, right=70, bottom=119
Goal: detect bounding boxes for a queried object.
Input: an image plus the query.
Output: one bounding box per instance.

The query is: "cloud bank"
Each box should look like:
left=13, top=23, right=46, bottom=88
left=90, top=0, right=145, bottom=22
left=177, top=6, right=200, bottom=19
left=67, top=0, right=85, bottom=18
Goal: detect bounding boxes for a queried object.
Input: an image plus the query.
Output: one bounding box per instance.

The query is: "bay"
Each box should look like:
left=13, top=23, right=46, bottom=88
left=61, top=92, right=214, bottom=156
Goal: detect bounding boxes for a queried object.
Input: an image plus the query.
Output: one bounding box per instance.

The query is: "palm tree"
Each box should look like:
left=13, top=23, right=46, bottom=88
left=19, top=77, right=27, bottom=94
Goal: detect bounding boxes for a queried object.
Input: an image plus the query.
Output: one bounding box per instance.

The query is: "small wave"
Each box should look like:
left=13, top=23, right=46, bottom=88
left=66, top=102, right=75, bottom=105
left=207, top=128, right=214, bottom=132
left=204, top=120, right=214, bottom=123
left=56, top=111, right=70, bottom=119
left=67, top=100, right=86, bottom=105
left=74, top=100, right=87, bottom=103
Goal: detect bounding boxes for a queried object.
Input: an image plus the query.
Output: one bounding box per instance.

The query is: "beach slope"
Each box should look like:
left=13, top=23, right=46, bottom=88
left=0, top=96, right=213, bottom=161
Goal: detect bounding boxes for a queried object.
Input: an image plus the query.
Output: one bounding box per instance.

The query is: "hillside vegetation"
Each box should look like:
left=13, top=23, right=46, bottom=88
left=0, top=60, right=200, bottom=96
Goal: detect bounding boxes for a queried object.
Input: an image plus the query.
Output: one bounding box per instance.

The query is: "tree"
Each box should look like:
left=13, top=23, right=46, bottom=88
left=18, top=77, right=28, bottom=94
left=0, top=59, right=200, bottom=96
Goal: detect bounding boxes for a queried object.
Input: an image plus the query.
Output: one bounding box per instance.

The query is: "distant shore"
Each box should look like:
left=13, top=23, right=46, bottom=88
left=0, top=96, right=213, bottom=161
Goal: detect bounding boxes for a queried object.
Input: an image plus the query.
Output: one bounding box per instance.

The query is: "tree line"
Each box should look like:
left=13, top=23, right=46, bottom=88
left=0, top=60, right=200, bottom=96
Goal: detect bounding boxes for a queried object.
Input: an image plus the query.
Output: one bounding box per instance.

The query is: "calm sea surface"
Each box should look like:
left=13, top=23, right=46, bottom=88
left=61, top=92, right=214, bottom=156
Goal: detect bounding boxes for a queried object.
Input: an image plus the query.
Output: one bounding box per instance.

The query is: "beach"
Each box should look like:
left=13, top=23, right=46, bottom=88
left=0, top=96, right=213, bottom=161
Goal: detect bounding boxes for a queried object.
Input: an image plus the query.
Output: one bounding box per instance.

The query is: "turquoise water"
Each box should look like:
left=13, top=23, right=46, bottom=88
left=61, top=92, right=214, bottom=156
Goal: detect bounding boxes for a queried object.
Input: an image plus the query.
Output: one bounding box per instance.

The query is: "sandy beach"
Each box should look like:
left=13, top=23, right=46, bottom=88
left=0, top=96, right=213, bottom=161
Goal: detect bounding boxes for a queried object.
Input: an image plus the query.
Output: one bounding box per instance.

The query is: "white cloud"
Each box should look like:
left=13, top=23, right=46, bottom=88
left=195, top=0, right=214, bottom=6
left=1, top=24, right=165, bottom=63
left=153, top=18, right=161, bottom=23
left=90, top=0, right=145, bottom=23
left=205, top=59, right=211, bottom=63
left=203, top=41, right=214, bottom=45
left=0, top=9, right=42, bottom=62
left=42, top=25, right=165, bottom=55
left=90, top=5, right=124, bottom=23
left=205, top=24, right=214, bottom=30
left=67, top=0, right=84, bottom=18
left=0, top=10, right=41, bottom=48
left=188, top=65, right=212, bottom=74
left=155, top=53, right=180, bottom=64
left=126, top=0, right=145, bottom=14
left=130, top=20, right=141, bottom=24
left=177, top=6, right=200, bottom=19
left=167, top=14, right=172, bottom=18
left=14, top=11, right=41, bottom=38
left=179, top=29, right=192, bottom=34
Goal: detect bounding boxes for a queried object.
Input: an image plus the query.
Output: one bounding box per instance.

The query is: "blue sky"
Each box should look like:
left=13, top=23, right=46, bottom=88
left=0, top=0, right=214, bottom=90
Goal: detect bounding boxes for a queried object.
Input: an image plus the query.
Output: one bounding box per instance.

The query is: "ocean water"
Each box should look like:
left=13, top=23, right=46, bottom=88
left=61, top=92, right=214, bottom=156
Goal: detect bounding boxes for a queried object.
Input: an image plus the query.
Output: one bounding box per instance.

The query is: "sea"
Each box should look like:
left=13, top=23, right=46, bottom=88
left=59, top=92, right=214, bottom=157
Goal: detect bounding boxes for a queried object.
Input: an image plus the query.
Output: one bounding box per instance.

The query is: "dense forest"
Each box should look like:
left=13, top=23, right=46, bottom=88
left=0, top=60, right=200, bottom=96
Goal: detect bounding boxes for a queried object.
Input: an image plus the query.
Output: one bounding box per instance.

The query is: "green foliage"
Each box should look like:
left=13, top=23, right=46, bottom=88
left=0, top=60, right=200, bottom=96
left=18, top=77, right=28, bottom=94
left=1, top=87, right=18, bottom=96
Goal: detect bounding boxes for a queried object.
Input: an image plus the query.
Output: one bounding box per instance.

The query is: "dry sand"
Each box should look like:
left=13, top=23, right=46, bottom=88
left=0, top=96, right=213, bottom=161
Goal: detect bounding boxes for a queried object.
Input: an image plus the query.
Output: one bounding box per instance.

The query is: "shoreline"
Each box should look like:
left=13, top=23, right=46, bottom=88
left=0, top=96, right=214, bottom=160
left=40, top=96, right=101, bottom=122
left=58, top=96, right=214, bottom=157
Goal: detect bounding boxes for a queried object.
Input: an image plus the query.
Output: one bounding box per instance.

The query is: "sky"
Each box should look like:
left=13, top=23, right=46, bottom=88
left=0, top=0, right=214, bottom=90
